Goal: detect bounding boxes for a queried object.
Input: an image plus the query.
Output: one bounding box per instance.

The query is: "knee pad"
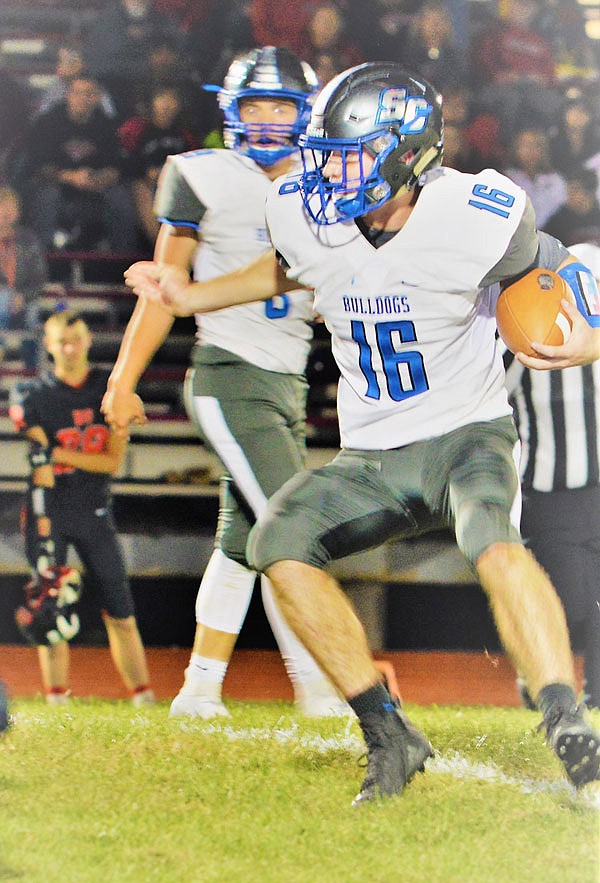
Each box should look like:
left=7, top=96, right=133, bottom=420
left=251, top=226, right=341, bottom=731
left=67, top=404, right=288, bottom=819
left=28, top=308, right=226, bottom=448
left=195, top=549, right=255, bottom=632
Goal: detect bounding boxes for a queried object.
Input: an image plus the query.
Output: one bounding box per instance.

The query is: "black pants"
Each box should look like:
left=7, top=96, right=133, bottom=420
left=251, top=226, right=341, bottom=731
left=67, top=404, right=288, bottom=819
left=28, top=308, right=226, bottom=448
left=24, top=501, right=134, bottom=619
left=521, top=485, right=600, bottom=708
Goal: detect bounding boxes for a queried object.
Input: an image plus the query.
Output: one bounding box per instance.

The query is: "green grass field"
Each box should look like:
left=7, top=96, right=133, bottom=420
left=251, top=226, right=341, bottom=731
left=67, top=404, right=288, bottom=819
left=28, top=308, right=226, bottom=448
left=0, top=699, right=598, bottom=883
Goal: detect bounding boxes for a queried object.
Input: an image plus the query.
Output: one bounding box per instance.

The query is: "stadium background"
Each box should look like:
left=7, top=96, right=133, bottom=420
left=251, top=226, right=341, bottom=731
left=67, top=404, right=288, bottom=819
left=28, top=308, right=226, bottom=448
left=0, top=0, right=598, bottom=701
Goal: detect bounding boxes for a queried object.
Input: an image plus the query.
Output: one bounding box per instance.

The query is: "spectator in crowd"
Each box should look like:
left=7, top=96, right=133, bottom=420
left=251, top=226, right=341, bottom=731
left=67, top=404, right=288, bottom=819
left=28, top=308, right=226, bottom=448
left=304, top=1, right=363, bottom=85
left=123, top=34, right=207, bottom=127
left=36, top=42, right=117, bottom=119
left=441, top=122, right=480, bottom=174
left=505, top=241, right=600, bottom=711
left=81, top=0, right=185, bottom=121
left=400, top=0, right=469, bottom=90
left=22, top=73, right=139, bottom=252
left=0, top=69, right=34, bottom=186
left=549, top=94, right=600, bottom=183
left=119, top=84, right=201, bottom=248
left=183, top=2, right=231, bottom=83
left=544, top=169, right=600, bottom=246
left=0, top=186, right=48, bottom=368
left=10, top=310, right=155, bottom=706
left=104, top=47, right=348, bottom=719
left=473, top=0, right=559, bottom=129
left=344, top=0, right=419, bottom=62
left=535, top=0, right=599, bottom=82
left=503, top=127, right=567, bottom=230
left=249, top=0, right=318, bottom=57
left=441, top=84, right=507, bottom=172
left=153, top=0, right=217, bottom=33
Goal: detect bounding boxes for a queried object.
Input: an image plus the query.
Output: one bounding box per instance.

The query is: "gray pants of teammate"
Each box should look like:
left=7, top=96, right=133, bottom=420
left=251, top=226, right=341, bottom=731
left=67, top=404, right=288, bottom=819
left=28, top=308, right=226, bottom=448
left=185, top=345, right=308, bottom=566
left=249, top=416, right=523, bottom=572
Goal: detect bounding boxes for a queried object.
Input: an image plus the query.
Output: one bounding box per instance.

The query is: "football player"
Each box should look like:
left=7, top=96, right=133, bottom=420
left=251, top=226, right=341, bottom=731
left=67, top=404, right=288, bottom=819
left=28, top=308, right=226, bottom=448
left=103, top=47, right=349, bottom=718
left=124, top=62, right=600, bottom=801
left=11, top=310, right=154, bottom=705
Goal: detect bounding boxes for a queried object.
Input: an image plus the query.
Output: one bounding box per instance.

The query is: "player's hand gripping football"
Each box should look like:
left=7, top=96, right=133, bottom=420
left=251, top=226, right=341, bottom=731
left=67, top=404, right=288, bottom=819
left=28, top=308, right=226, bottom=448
left=517, top=298, right=600, bottom=369
left=124, top=261, right=194, bottom=317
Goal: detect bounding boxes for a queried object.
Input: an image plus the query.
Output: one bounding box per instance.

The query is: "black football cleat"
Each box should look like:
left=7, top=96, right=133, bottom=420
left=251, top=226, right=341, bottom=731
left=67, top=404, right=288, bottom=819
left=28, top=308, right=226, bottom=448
left=352, top=706, right=433, bottom=806
left=544, top=705, right=600, bottom=788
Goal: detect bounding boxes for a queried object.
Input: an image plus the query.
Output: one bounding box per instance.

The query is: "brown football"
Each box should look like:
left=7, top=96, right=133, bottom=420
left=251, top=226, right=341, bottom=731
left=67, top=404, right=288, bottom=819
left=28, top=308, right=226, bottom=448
left=496, top=268, right=574, bottom=356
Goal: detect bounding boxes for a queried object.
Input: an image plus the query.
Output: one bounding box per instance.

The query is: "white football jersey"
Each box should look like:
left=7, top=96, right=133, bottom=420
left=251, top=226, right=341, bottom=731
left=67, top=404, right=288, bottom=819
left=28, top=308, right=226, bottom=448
left=266, top=166, right=529, bottom=449
left=157, top=149, right=314, bottom=375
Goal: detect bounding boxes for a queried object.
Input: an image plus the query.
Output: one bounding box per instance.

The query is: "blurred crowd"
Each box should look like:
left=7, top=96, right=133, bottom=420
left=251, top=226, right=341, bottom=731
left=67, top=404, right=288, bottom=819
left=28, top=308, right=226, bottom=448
left=0, top=0, right=598, bottom=306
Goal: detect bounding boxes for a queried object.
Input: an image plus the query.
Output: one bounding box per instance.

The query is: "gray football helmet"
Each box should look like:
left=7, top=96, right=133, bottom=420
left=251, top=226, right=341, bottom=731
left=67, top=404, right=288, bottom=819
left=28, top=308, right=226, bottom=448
left=211, top=46, right=319, bottom=166
left=299, top=63, right=444, bottom=224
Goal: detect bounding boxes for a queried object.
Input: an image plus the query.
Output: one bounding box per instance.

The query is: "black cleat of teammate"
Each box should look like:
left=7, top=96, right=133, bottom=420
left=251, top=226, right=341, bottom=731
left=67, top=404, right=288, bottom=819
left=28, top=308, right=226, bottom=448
left=352, top=706, right=433, bottom=806
left=544, top=705, right=600, bottom=788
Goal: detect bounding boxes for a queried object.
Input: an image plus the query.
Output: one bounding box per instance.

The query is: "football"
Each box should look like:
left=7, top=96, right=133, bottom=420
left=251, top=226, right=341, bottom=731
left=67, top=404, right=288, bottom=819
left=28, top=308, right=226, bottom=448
left=496, top=268, right=574, bottom=356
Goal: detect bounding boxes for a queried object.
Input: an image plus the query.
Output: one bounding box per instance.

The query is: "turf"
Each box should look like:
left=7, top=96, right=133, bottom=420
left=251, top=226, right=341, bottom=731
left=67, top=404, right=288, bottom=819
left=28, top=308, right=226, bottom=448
left=0, top=700, right=598, bottom=883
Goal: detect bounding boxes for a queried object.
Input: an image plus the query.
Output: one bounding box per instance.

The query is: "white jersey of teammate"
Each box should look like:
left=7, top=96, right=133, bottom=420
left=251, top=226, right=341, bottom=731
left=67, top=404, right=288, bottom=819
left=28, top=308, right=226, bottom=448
left=266, top=166, right=530, bottom=450
left=156, top=149, right=314, bottom=375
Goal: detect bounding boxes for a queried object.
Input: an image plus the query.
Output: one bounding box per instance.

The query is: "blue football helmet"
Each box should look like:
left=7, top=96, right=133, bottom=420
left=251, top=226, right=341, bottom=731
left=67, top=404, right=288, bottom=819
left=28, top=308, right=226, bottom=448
left=212, top=46, right=319, bottom=167
left=298, top=63, right=444, bottom=225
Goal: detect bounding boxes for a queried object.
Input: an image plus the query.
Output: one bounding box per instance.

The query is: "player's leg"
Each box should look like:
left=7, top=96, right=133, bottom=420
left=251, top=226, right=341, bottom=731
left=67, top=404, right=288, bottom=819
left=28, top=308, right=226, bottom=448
left=440, top=418, right=598, bottom=787
left=521, top=486, right=600, bottom=710
left=22, top=507, right=72, bottom=703
left=103, top=614, right=153, bottom=702
left=74, top=513, right=153, bottom=704
left=38, top=640, right=70, bottom=704
left=250, top=450, right=434, bottom=803
left=174, top=360, right=346, bottom=716
left=170, top=543, right=253, bottom=718
left=476, top=545, right=575, bottom=697
left=259, top=574, right=350, bottom=716
left=518, top=488, right=589, bottom=707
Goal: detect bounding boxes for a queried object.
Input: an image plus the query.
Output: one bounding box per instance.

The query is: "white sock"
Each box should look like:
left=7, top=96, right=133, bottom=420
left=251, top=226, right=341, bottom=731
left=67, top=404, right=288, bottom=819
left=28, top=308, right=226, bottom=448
left=180, top=653, right=228, bottom=699
left=260, top=574, right=331, bottom=690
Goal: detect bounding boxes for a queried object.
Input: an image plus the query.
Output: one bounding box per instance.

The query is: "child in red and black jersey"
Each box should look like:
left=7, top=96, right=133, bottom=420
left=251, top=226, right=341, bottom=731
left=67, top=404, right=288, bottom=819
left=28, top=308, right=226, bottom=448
left=10, top=310, right=154, bottom=706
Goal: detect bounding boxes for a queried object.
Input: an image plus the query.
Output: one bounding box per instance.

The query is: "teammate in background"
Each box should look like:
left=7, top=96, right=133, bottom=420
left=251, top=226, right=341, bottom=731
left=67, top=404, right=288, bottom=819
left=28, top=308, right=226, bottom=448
left=124, top=63, right=600, bottom=802
left=506, top=241, right=600, bottom=711
left=10, top=310, right=154, bottom=706
left=103, top=47, right=348, bottom=718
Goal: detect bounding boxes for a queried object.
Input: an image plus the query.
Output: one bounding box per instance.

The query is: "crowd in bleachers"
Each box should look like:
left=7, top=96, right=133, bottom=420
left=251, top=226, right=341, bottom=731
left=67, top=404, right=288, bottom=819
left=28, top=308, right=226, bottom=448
left=0, top=0, right=599, bottom=413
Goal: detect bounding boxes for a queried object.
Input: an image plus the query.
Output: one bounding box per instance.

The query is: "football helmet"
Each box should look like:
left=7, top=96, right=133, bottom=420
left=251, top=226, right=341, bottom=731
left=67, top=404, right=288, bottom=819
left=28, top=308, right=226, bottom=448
left=211, top=46, right=319, bottom=166
left=15, top=566, right=82, bottom=646
left=298, top=63, right=444, bottom=225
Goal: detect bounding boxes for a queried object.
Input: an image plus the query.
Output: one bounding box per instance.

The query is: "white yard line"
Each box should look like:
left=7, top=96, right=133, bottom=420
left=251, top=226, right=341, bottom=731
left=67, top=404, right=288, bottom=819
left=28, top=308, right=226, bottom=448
left=195, top=719, right=600, bottom=809
left=10, top=711, right=600, bottom=809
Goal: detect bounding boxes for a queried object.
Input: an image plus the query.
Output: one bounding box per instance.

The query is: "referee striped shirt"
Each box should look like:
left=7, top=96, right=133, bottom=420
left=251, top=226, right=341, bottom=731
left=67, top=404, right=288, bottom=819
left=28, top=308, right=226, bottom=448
left=505, top=357, right=600, bottom=492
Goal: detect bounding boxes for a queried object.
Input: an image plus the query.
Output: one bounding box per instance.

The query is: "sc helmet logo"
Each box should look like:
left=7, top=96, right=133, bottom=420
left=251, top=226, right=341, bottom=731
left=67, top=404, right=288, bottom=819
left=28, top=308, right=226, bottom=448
left=375, top=88, right=432, bottom=135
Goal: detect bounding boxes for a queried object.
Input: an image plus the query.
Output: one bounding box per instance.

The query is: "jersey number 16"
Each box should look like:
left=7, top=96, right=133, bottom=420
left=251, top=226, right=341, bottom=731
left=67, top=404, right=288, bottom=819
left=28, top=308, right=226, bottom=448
left=352, top=319, right=429, bottom=401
